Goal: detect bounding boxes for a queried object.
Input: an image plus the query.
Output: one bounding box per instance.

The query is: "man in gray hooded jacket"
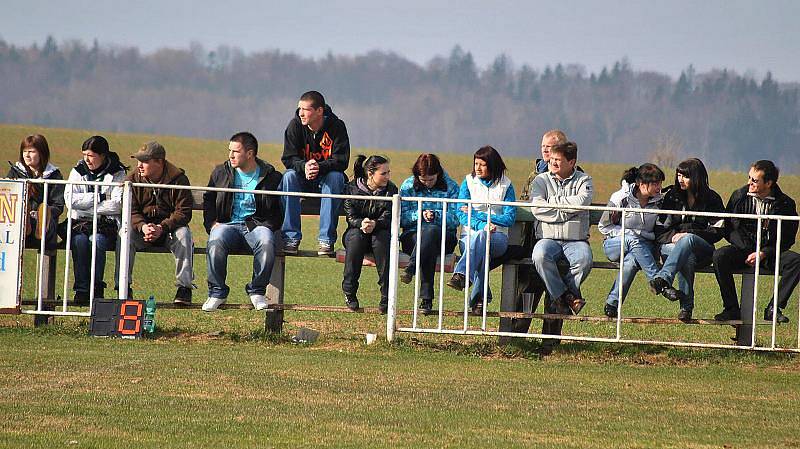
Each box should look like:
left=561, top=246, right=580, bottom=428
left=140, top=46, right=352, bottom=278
left=530, top=141, right=594, bottom=315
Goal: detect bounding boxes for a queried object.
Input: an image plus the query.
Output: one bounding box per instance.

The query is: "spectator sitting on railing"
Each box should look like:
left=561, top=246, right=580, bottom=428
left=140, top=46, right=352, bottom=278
left=713, top=160, right=800, bottom=323
left=202, top=132, right=283, bottom=312
left=124, top=141, right=195, bottom=306
left=64, top=135, right=127, bottom=305
left=599, top=163, right=665, bottom=318
left=6, top=134, right=64, bottom=250
left=530, top=141, right=593, bottom=316
left=280, top=91, right=350, bottom=257
left=447, top=146, right=516, bottom=315
left=398, top=153, right=459, bottom=315
left=652, top=158, right=725, bottom=322
left=341, top=155, right=397, bottom=313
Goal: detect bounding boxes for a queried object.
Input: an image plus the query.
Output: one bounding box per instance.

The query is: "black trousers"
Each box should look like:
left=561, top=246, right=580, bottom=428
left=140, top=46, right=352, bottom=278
left=342, top=227, right=390, bottom=300
left=713, top=245, right=800, bottom=311
left=401, top=226, right=458, bottom=300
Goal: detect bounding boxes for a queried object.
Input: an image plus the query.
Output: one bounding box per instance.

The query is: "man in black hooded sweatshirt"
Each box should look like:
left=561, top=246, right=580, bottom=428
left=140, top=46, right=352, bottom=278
left=280, top=91, right=350, bottom=256
left=713, top=160, right=800, bottom=323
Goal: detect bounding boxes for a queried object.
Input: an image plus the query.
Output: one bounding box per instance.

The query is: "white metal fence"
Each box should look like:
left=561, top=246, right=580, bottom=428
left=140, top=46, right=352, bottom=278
left=15, top=178, right=800, bottom=352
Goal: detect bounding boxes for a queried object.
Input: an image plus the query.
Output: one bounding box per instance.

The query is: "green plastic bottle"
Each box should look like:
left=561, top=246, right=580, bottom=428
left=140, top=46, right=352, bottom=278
left=143, top=295, right=156, bottom=334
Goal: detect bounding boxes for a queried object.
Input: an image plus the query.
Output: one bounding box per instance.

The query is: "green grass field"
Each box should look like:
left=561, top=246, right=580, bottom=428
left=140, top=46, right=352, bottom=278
left=1, top=124, right=799, bottom=448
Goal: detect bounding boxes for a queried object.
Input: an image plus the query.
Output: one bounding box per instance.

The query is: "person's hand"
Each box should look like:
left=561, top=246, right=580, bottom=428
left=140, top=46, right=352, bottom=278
left=459, top=205, right=469, bottom=213
left=745, top=251, right=765, bottom=266
left=361, top=218, right=376, bottom=234
left=488, top=224, right=497, bottom=233
left=671, top=232, right=688, bottom=243
left=305, top=159, right=319, bottom=180
left=142, top=223, right=163, bottom=242
left=422, top=210, right=435, bottom=222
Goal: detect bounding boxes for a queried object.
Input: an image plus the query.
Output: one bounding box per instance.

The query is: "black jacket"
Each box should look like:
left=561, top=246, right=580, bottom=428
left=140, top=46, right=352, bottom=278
left=343, top=178, right=398, bottom=231
left=203, top=158, right=283, bottom=234
left=282, top=104, right=350, bottom=177
left=724, top=184, right=798, bottom=261
left=654, top=185, right=726, bottom=245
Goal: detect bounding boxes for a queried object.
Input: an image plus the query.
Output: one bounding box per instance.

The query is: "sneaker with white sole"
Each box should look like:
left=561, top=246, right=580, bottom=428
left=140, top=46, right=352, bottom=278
left=250, top=294, right=268, bottom=311
left=317, top=241, right=334, bottom=257
left=202, top=296, right=227, bottom=312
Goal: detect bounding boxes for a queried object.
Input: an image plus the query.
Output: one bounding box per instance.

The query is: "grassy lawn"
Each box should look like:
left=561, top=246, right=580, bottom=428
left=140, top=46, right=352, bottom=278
left=2, top=123, right=800, bottom=448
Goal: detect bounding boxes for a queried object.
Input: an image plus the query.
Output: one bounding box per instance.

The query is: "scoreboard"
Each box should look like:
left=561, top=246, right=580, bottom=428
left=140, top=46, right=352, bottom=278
left=89, top=299, right=145, bottom=338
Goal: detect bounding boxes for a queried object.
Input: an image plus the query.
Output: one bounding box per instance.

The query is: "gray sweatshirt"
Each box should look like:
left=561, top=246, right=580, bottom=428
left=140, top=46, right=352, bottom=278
left=598, top=180, right=662, bottom=240
left=530, top=169, right=594, bottom=240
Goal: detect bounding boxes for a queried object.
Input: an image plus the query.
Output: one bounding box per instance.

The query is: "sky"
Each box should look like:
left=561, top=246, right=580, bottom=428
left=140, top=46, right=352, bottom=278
left=1, top=0, right=799, bottom=82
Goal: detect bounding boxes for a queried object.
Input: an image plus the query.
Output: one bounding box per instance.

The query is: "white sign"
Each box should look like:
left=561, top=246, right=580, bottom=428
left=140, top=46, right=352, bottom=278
left=0, top=180, right=26, bottom=314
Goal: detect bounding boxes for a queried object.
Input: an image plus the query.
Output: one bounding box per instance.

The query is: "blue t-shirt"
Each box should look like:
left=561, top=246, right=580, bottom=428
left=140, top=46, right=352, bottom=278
left=230, top=167, right=260, bottom=223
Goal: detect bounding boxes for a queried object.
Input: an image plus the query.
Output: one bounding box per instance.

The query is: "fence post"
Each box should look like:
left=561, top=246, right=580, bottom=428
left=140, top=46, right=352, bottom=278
left=386, top=194, right=401, bottom=342
left=117, top=181, right=132, bottom=299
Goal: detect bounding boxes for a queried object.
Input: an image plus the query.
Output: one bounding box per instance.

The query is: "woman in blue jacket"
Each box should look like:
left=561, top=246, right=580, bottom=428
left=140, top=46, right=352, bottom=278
left=399, top=153, right=459, bottom=315
left=446, top=146, right=516, bottom=314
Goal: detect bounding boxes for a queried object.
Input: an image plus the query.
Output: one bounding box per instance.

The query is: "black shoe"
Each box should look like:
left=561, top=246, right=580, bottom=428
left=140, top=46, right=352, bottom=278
left=677, top=308, right=692, bottom=322
left=378, top=297, right=389, bottom=314
left=419, top=299, right=433, bottom=315
left=604, top=303, right=618, bottom=318
left=764, top=305, right=790, bottom=324
left=714, top=308, right=741, bottom=321
left=174, top=286, right=192, bottom=306
left=446, top=273, right=466, bottom=291
left=649, top=277, right=669, bottom=295
left=345, top=295, right=360, bottom=311
left=661, top=286, right=687, bottom=303
left=400, top=270, right=413, bottom=285
left=74, top=291, right=89, bottom=306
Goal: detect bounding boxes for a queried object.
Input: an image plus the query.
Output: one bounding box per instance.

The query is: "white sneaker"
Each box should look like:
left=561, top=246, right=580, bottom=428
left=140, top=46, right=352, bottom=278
left=202, top=297, right=227, bottom=312
left=249, top=294, right=268, bottom=311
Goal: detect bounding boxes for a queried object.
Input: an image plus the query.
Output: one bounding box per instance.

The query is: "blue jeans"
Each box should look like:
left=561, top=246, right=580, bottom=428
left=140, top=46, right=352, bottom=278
left=71, top=232, right=113, bottom=293
left=455, top=230, right=508, bottom=306
left=280, top=169, right=345, bottom=245
left=603, top=234, right=659, bottom=306
left=658, top=234, right=714, bottom=312
left=206, top=223, right=277, bottom=299
left=532, top=239, right=593, bottom=300
left=401, top=224, right=458, bottom=300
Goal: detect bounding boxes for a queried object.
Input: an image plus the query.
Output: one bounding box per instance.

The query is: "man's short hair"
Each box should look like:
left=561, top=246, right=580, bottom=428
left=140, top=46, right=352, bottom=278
left=542, top=129, right=567, bottom=144
left=752, top=160, right=779, bottom=184
left=230, top=132, right=258, bottom=155
left=299, top=91, right=326, bottom=110
left=551, top=141, right=578, bottom=161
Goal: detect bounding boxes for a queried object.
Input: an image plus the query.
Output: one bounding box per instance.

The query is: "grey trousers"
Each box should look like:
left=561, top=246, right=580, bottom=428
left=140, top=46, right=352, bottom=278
left=128, top=226, right=194, bottom=288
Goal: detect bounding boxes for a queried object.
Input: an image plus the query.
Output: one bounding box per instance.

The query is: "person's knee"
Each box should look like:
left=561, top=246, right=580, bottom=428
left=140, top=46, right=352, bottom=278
left=281, top=169, right=301, bottom=191
left=321, top=171, right=345, bottom=191
left=531, top=241, right=552, bottom=263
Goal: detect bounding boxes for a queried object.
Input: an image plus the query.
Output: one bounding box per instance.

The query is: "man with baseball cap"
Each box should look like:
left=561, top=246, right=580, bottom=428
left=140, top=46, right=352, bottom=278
left=125, top=141, right=195, bottom=304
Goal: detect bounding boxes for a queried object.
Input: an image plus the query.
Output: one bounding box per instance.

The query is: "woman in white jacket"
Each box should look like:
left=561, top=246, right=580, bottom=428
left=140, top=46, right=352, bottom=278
left=65, top=136, right=127, bottom=304
left=598, top=163, right=665, bottom=317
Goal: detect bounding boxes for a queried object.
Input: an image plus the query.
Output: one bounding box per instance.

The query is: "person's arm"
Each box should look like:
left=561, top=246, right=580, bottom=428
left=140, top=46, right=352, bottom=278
left=282, top=121, right=308, bottom=175
left=317, top=121, right=350, bottom=175
left=690, top=192, right=725, bottom=244
left=490, top=184, right=516, bottom=228
left=443, top=178, right=460, bottom=231
left=399, top=179, right=417, bottom=229
left=456, top=180, right=487, bottom=231
left=96, top=170, right=124, bottom=215
left=66, top=169, right=99, bottom=211
left=598, top=194, right=622, bottom=237
left=160, top=174, right=193, bottom=232
left=47, top=170, right=66, bottom=217
left=374, top=185, right=398, bottom=230
left=202, top=170, right=218, bottom=234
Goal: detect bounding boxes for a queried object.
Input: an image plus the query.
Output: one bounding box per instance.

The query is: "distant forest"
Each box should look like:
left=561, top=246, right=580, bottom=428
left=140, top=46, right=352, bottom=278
left=1, top=37, right=798, bottom=171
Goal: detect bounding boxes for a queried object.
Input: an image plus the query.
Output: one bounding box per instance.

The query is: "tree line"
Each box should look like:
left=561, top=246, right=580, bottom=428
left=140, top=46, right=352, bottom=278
left=1, top=36, right=798, bottom=171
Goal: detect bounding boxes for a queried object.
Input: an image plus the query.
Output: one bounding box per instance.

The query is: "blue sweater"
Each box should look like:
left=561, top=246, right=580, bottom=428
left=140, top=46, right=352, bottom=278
left=456, top=177, right=517, bottom=231
left=399, top=172, right=460, bottom=233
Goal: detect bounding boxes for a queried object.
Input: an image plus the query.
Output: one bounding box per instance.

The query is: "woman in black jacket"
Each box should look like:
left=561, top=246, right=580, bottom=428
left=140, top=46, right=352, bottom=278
left=342, top=155, right=398, bottom=313
left=6, top=134, right=65, bottom=249
left=652, top=158, right=725, bottom=321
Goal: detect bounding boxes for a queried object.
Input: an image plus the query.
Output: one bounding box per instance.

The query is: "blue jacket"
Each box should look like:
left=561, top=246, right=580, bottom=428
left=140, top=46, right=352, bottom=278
left=457, top=176, right=517, bottom=232
left=399, top=171, right=460, bottom=233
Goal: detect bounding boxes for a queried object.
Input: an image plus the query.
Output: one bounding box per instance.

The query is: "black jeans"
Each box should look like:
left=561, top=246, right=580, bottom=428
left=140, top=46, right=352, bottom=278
left=713, top=245, right=800, bottom=311
left=401, top=225, right=458, bottom=300
left=342, top=227, right=390, bottom=300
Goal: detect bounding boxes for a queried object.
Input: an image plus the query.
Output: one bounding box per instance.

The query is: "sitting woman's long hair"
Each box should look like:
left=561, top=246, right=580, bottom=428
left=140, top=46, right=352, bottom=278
left=411, top=153, right=447, bottom=191
left=674, top=158, right=712, bottom=204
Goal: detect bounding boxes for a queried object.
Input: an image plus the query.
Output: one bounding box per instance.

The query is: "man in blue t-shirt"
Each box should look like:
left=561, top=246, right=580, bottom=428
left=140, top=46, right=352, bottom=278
left=202, top=132, right=284, bottom=312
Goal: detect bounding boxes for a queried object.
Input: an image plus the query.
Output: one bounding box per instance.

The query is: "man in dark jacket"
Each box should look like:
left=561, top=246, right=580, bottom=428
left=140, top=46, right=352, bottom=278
left=202, top=132, right=283, bottom=312
left=280, top=91, right=349, bottom=256
left=126, top=141, right=195, bottom=304
left=713, top=160, right=800, bottom=323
